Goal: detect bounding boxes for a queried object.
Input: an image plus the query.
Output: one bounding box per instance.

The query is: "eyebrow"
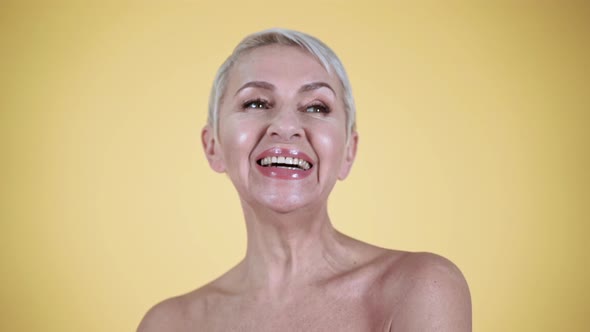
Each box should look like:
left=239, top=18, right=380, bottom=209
left=298, top=82, right=336, bottom=96
left=234, top=81, right=336, bottom=96
left=235, top=81, right=275, bottom=95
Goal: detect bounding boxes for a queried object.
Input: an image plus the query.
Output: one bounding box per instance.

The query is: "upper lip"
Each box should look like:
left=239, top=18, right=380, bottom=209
left=255, top=147, right=314, bottom=169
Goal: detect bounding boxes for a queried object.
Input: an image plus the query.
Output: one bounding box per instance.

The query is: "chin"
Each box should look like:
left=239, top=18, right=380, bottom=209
left=251, top=193, right=316, bottom=215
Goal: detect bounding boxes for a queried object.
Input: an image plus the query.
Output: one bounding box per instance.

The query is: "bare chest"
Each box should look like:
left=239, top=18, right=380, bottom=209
left=188, top=290, right=391, bottom=332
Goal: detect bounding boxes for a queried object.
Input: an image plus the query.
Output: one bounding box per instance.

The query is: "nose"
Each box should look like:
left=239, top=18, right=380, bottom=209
left=267, top=109, right=304, bottom=141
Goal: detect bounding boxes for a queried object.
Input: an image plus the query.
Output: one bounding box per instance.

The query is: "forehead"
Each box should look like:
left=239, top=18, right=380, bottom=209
left=226, top=45, right=340, bottom=93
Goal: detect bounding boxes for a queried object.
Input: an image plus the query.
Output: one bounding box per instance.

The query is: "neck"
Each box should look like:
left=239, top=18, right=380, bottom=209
left=235, top=200, right=353, bottom=293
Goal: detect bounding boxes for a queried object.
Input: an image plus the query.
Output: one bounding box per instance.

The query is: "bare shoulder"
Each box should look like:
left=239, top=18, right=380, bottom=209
left=137, top=296, right=187, bottom=332
left=137, top=287, right=211, bottom=332
left=383, top=251, right=472, bottom=332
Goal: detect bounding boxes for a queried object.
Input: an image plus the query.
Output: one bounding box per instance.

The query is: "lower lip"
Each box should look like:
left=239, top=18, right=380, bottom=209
left=255, top=163, right=312, bottom=180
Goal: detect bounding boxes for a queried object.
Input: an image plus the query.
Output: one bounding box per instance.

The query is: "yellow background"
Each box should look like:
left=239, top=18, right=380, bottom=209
left=1, top=1, right=588, bottom=331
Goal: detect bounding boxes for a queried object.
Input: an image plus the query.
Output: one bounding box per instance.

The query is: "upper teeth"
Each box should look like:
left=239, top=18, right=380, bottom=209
left=259, top=156, right=312, bottom=170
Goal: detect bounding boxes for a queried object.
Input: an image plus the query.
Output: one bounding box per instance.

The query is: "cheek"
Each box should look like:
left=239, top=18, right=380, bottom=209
left=312, top=125, right=347, bottom=165
left=219, top=118, right=260, bottom=164
left=230, top=130, right=252, bottom=150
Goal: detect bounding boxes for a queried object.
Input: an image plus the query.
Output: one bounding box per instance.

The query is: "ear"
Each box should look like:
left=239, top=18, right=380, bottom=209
left=201, top=125, right=226, bottom=173
left=338, top=131, right=358, bottom=180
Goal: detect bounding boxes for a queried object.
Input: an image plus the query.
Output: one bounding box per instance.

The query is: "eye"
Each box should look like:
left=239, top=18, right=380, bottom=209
left=243, top=99, right=271, bottom=110
left=304, top=103, right=330, bottom=114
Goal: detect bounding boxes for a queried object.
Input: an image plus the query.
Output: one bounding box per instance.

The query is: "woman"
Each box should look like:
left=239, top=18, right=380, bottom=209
left=138, top=28, right=471, bottom=331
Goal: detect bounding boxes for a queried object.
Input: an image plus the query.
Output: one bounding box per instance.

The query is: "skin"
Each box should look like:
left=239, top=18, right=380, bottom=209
left=138, top=45, right=472, bottom=331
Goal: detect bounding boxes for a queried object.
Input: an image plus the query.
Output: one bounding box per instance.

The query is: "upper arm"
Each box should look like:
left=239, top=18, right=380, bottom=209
left=137, top=298, right=185, bottom=332
left=390, top=253, right=472, bottom=332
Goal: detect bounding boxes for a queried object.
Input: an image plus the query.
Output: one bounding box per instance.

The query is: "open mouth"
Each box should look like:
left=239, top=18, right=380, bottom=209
left=254, top=148, right=314, bottom=180
left=256, top=156, right=312, bottom=171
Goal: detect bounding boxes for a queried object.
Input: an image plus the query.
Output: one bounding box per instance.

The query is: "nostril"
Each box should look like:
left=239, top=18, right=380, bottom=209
left=268, top=128, right=302, bottom=141
left=267, top=117, right=304, bottom=140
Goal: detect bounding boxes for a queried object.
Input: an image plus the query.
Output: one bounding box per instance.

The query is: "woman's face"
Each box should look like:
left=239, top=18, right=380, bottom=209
left=203, top=45, right=357, bottom=213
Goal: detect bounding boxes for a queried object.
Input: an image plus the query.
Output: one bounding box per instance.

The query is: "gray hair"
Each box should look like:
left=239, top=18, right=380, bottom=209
left=207, top=28, right=356, bottom=137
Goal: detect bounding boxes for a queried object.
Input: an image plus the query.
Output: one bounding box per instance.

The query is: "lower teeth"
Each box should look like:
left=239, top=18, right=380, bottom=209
left=256, top=159, right=310, bottom=170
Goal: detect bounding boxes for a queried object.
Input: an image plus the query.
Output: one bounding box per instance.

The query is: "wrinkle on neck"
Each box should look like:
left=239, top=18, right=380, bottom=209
left=236, top=199, right=355, bottom=294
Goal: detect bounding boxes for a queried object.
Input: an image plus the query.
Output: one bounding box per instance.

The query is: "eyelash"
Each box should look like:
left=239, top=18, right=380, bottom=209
left=303, top=103, right=331, bottom=114
left=241, top=99, right=331, bottom=114
left=242, top=98, right=271, bottom=110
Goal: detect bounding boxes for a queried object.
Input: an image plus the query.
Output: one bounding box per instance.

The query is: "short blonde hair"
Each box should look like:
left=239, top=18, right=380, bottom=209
left=208, top=28, right=356, bottom=137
